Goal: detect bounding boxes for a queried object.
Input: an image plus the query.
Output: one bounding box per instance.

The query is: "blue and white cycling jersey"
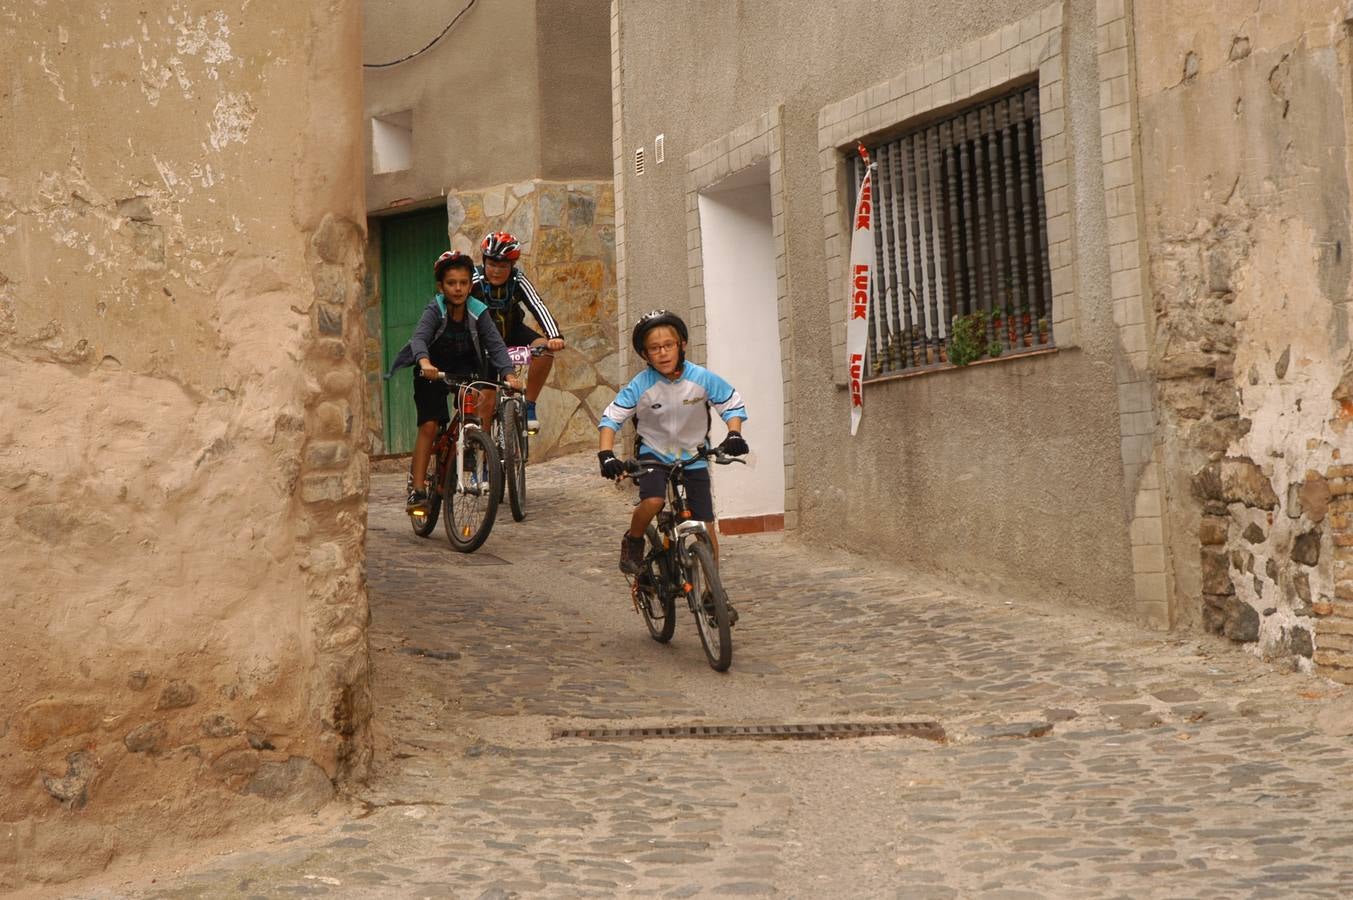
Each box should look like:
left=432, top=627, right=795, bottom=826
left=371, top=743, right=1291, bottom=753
left=599, top=362, right=747, bottom=468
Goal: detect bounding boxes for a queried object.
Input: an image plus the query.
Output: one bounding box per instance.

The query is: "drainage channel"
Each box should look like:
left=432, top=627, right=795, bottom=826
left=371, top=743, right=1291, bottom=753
left=552, top=721, right=945, bottom=743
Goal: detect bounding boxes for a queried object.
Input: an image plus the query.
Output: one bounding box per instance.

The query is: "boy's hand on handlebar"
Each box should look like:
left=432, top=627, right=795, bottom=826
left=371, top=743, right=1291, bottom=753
left=419, top=361, right=440, bottom=380
left=597, top=450, right=626, bottom=480
left=718, top=432, right=749, bottom=457
left=503, top=373, right=522, bottom=391
left=546, top=337, right=565, bottom=352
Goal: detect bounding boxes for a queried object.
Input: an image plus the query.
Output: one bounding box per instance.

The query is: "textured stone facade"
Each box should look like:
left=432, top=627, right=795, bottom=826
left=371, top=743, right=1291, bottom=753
left=364, top=179, right=618, bottom=459
left=1134, top=0, right=1353, bottom=676
left=1, top=3, right=370, bottom=889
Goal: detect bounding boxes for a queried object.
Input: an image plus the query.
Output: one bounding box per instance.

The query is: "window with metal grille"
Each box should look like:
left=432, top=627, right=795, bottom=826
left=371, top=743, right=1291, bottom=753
left=851, top=82, right=1054, bottom=376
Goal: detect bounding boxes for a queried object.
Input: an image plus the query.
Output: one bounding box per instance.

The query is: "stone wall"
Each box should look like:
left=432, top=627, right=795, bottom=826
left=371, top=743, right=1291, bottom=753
left=1134, top=1, right=1353, bottom=675
left=364, top=179, right=618, bottom=458
left=0, top=2, right=370, bottom=889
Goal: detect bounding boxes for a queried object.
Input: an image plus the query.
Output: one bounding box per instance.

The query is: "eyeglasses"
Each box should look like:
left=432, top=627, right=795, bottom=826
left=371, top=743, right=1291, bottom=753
left=645, top=341, right=680, bottom=354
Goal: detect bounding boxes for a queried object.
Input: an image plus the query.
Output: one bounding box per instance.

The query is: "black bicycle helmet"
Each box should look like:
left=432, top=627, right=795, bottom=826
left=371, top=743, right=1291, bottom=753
left=631, top=309, right=689, bottom=354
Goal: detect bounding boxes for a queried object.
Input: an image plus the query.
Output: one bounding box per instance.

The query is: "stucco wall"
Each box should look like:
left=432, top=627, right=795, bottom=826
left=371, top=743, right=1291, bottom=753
left=1134, top=0, right=1353, bottom=674
left=363, top=0, right=612, bottom=210
left=0, top=2, right=370, bottom=888
left=613, top=0, right=1139, bottom=613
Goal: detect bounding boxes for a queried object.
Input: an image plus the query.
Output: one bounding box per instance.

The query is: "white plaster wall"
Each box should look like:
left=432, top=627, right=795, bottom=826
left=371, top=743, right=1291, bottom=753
left=698, top=166, right=786, bottom=519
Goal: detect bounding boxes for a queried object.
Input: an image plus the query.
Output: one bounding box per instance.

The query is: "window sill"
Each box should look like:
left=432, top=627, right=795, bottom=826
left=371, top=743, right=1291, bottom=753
left=862, top=345, right=1060, bottom=386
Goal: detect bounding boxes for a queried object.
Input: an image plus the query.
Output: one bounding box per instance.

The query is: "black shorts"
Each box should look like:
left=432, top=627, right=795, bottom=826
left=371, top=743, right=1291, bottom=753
left=412, top=370, right=474, bottom=427
left=505, top=321, right=543, bottom=349
left=636, top=454, right=715, bottom=522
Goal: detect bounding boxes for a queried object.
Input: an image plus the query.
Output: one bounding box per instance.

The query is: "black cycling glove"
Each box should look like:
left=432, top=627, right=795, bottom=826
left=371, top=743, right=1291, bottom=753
left=598, top=450, right=626, bottom=479
left=719, top=432, right=749, bottom=456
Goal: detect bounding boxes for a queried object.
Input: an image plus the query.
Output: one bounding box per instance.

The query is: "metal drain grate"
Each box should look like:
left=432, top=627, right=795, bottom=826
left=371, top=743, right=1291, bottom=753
left=552, top=721, right=945, bottom=743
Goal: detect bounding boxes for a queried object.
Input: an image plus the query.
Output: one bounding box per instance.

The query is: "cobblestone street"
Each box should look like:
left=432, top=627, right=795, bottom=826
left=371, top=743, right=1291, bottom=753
left=64, top=452, right=1353, bottom=899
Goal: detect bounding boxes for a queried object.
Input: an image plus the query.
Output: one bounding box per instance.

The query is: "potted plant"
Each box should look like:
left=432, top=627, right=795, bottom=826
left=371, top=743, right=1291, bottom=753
left=1018, top=305, right=1033, bottom=347
left=947, top=312, right=987, bottom=367
left=893, top=328, right=910, bottom=368
left=1037, top=316, right=1050, bottom=345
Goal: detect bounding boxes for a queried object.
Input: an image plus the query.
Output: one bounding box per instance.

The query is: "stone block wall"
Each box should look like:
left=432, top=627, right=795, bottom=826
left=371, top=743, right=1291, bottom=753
left=1, top=3, right=370, bottom=889
left=1314, top=466, right=1353, bottom=681
left=1134, top=1, right=1353, bottom=674
left=364, top=179, right=618, bottom=458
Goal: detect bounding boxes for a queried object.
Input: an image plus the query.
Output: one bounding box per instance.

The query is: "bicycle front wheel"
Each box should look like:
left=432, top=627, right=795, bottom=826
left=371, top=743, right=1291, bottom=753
left=501, top=401, right=528, bottom=522
left=443, top=427, right=501, bottom=552
left=410, top=452, right=443, bottom=537
left=687, top=537, right=732, bottom=671
left=637, top=524, right=676, bottom=643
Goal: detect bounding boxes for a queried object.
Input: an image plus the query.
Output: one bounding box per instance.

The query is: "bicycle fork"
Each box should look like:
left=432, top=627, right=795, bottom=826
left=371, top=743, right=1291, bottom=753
left=673, top=523, right=708, bottom=613
left=453, top=424, right=483, bottom=497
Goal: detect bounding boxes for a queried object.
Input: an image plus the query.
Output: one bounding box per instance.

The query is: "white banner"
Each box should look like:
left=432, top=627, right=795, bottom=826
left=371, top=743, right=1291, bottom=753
left=847, top=146, right=874, bottom=436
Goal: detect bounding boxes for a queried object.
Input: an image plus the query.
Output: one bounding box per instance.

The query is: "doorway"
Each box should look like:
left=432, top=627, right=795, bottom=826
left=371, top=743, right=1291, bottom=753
left=378, top=206, right=450, bottom=454
left=697, top=160, right=786, bottom=531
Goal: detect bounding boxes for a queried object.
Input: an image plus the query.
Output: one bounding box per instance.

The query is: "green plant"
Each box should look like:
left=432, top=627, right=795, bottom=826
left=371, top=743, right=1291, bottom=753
left=947, top=312, right=988, bottom=367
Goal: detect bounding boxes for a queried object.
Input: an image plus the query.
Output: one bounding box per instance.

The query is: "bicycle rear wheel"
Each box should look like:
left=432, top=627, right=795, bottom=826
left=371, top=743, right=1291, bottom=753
left=687, top=537, right=732, bottom=671
left=443, top=427, right=501, bottom=552
left=636, top=524, right=676, bottom=643
left=501, top=401, right=528, bottom=522
left=410, top=450, right=443, bottom=537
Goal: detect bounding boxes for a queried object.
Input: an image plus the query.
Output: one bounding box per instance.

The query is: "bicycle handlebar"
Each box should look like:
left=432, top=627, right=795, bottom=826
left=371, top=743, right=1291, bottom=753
left=620, top=447, right=747, bottom=480
left=433, top=375, right=501, bottom=390
left=428, top=372, right=524, bottom=394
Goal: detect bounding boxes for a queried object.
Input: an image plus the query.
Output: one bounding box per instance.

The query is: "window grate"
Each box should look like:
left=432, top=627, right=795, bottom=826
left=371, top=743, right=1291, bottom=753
left=853, top=82, right=1054, bottom=376
left=634, top=147, right=646, bottom=176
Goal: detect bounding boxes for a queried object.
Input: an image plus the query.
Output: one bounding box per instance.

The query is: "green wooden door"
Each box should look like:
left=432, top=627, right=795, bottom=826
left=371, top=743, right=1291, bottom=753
left=380, top=207, right=450, bottom=454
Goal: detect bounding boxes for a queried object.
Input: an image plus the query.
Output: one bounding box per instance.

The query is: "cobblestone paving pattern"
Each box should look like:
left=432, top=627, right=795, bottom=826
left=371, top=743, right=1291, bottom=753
left=65, top=453, right=1353, bottom=898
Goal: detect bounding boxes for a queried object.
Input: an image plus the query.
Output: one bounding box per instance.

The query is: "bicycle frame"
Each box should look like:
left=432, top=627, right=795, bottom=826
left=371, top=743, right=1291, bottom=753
left=443, top=377, right=496, bottom=497
left=627, top=449, right=735, bottom=610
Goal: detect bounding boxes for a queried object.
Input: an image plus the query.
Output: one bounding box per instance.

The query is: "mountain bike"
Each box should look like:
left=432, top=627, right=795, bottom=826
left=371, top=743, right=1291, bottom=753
left=407, top=377, right=502, bottom=552
left=492, top=345, right=552, bottom=522
left=621, top=448, right=746, bottom=671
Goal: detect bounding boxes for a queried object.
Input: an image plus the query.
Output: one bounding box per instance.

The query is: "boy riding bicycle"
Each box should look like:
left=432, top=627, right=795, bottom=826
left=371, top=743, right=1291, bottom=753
left=473, top=231, right=566, bottom=432
left=597, top=310, right=749, bottom=619
left=385, top=251, right=520, bottom=510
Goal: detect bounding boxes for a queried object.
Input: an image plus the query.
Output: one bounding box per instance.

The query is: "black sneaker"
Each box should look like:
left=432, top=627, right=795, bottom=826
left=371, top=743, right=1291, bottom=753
left=702, top=590, right=739, bottom=626
left=406, top=488, right=429, bottom=510
left=619, top=533, right=646, bottom=575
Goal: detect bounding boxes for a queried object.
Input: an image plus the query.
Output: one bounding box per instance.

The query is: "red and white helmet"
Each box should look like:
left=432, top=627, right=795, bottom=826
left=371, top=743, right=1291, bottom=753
left=480, top=231, right=522, bottom=262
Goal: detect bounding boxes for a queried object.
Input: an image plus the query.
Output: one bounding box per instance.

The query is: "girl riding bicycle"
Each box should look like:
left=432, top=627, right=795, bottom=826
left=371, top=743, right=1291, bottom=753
left=385, top=251, right=520, bottom=510
left=597, top=310, right=749, bottom=617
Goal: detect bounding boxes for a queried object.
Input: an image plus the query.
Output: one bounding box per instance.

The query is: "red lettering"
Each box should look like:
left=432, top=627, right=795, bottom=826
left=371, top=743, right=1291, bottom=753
left=849, top=355, right=863, bottom=407
left=855, top=180, right=873, bottom=230
left=851, top=263, right=869, bottom=319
